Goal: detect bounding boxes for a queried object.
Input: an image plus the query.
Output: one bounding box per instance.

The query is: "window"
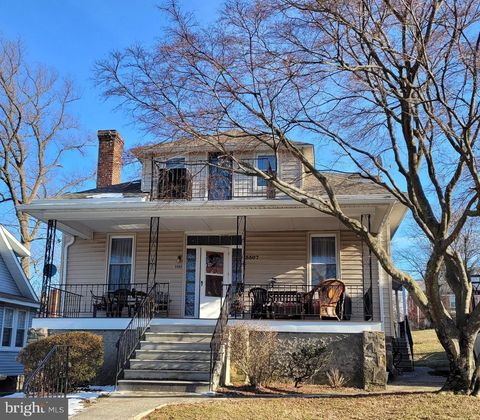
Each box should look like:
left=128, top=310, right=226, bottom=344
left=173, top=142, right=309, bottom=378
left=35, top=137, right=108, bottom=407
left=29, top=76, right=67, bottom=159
left=185, top=249, right=197, bottom=317
left=166, top=157, right=185, bottom=169
left=1, top=308, right=27, bottom=348
left=2, top=308, right=13, bottom=347
left=15, top=311, right=27, bottom=347
left=310, top=235, right=337, bottom=286
left=257, top=155, right=276, bottom=187
left=449, top=295, right=456, bottom=312
left=107, top=236, right=134, bottom=290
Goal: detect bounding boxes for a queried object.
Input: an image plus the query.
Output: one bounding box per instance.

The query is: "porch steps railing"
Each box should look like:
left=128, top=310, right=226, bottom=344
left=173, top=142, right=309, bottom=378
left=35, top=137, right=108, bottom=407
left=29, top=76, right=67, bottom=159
left=23, top=345, right=71, bottom=398
left=115, top=283, right=159, bottom=387
left=209, top=284, right=233, bottom=392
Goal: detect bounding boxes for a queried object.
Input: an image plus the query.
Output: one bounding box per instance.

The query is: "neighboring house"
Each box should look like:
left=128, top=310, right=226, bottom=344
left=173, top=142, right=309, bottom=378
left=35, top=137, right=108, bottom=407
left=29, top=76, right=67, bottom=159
left=408, top=277, right=480, bottom=330
left=20, top=130, right=409, bottom=390
left=0, top=225, right=39, bottom=381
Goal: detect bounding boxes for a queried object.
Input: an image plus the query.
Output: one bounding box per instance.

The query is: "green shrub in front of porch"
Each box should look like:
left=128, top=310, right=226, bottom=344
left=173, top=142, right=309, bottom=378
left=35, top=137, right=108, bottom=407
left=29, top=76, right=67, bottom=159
left=18, top=331, right=103, bottom=390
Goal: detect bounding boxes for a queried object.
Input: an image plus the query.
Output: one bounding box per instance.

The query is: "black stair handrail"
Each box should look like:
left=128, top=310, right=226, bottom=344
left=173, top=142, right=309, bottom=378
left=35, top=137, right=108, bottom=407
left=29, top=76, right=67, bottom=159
left=115, top=282, right=158, bottom=387
left=209, top=284, right=232, bottom=392
left=404, top=316, right=414, bottom=369
left=23, top=345, right=71, bottom=398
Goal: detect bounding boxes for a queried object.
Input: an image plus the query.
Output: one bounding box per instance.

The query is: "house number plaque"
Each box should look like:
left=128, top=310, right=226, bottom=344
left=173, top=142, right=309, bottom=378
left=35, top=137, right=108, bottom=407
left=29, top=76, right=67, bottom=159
left=245, top=255, right=259, bottom=260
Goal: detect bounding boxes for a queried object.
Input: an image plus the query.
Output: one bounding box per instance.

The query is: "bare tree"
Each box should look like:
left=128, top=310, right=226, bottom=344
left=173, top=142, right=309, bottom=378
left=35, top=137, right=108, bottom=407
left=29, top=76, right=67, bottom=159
left=96, top=0, right=480, bottom=394
left=0, top=38, right=91, bottom=276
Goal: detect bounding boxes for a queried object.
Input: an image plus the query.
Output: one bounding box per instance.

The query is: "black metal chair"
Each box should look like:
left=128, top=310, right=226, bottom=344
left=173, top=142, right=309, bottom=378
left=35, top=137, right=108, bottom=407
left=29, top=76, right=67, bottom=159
left=108, top=288, right=132, bottom=317
left=248, top=287, right=269, bottom=319
left=91, top=291, right=108, bottom=318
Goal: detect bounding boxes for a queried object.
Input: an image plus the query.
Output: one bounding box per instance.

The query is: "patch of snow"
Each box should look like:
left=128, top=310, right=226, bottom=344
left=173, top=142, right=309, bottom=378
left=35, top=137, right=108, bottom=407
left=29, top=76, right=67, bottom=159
left=3, top=392, right=25, bottom=398
left=67, top=386, right=114, bottom=417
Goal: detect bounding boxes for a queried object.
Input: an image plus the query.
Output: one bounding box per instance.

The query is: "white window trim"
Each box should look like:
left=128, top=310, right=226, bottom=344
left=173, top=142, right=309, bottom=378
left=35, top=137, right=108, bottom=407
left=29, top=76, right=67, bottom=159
left=307, top=232, right=341, bottom=288
left=0, top=308, right=28, bottom=351
left=254, top=153, right=278, bottom=191
left=105, top=234, right=136, bottom=287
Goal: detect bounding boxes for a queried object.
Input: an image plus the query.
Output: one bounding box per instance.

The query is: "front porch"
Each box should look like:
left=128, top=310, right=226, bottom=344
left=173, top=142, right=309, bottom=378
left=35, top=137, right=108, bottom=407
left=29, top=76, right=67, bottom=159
left=26, top=199, right=397, bottom=335
left=40, top=280, right=373, bottom=323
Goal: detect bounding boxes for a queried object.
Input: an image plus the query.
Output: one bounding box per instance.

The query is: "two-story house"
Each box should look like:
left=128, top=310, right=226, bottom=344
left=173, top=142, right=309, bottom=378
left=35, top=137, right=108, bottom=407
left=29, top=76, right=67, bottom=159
left=21, top=130, right=408, bottom=392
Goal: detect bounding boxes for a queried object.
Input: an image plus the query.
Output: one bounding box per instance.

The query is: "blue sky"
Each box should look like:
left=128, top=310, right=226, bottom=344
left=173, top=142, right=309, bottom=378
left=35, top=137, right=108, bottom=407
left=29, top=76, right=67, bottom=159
left=0, top=0, right=415, bottom=278
left=0, top=0, right=224, bottom=185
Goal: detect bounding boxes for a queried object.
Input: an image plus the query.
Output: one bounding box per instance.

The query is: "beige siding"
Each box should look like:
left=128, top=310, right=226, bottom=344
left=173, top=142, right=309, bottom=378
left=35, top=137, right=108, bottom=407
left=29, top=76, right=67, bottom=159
left=245, top=231, right=307, bottom=284
left=66, top=231, right=185, bottom=318
left=64, top=227, right=390, bottom=328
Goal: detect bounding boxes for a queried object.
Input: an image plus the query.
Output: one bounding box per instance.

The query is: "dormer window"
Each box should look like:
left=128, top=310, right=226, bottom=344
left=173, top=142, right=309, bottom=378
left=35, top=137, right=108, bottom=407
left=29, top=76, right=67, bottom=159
left=257, top=155, right=276, bottom=187
left=166, top=157, right=185, bottom=169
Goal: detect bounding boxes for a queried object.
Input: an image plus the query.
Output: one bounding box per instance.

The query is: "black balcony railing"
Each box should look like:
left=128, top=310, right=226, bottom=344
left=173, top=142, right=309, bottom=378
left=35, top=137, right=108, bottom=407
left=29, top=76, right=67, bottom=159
left=228, top=282, right=373, bottom=321
left=151, top=159, right=278, bottom=201
left=38, top=282, right=169, bottom=318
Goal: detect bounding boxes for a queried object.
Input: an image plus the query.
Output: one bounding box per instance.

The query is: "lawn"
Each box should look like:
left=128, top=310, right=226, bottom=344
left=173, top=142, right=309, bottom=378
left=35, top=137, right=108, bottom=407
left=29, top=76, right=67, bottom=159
left=146, top=394, right=480, bottom=420
left=411, top=329, right=449, bottom=370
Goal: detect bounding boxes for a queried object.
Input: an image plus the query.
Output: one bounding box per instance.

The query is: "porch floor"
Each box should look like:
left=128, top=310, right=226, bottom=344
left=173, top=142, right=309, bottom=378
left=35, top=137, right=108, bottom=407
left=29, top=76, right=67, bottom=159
left=32, top=317, right=382, bottom=333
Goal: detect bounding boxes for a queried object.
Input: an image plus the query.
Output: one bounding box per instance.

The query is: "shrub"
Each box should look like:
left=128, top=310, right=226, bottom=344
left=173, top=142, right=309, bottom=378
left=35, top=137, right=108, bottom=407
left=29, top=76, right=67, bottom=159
left=276, top=337, right=330, bottom=387
left=327, top=368, right=347, bottom=388
left=18, top=331, right=103, bottom=389
left=228, top=324, right=278, bottom=388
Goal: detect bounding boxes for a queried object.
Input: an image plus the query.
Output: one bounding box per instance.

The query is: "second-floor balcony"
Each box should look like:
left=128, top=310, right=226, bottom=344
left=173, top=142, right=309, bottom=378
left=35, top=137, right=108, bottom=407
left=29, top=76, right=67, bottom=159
left=150, top=157, right=291, bottom=201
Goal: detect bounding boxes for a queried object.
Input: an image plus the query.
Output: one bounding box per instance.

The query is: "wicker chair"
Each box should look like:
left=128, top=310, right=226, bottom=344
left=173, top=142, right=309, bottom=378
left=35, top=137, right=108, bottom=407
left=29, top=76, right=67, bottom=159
left=317, top=279, right=345, bottom=320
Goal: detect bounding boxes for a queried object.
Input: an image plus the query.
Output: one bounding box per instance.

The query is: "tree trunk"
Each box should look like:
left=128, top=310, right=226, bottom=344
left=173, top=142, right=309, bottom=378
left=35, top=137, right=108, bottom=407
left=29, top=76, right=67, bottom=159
left=17, top=211, right=31, bottom=278
left=440, top=330, right=477, bottom=394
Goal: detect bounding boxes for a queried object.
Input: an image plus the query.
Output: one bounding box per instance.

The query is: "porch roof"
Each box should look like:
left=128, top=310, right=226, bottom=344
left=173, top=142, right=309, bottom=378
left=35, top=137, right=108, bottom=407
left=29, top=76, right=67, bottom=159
left=18, top=196, right=406, bottom=240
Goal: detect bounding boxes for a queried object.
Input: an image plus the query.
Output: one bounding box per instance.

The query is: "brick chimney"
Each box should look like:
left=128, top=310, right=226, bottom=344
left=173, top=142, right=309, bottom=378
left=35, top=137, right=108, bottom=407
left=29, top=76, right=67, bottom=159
left=96, top=130, right=124, bottom=188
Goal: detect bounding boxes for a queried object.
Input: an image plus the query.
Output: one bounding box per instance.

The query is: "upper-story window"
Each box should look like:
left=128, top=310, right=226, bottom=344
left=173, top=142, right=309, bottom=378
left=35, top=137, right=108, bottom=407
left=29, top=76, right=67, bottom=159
left=166, top=157, right=185, bottom=169
left=107, top=236, right=135, bottom=290
left=310, top=235, right=337, bottom=286
left=257, top=155, right=277, bottom=187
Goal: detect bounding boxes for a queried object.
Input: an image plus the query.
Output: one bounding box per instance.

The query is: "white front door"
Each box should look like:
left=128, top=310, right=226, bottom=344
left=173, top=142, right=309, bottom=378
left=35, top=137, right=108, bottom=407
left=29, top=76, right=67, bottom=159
left=199, top=247, right=231, bottom=318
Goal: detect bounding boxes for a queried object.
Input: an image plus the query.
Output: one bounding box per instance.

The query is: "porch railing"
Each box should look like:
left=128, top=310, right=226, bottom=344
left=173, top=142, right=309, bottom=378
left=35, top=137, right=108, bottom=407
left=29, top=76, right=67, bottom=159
left=23, top=345, right=71, bottom=398
left=210, top=284, right=232, bottom=392
left=115, top=283, right=159, bottom=386
left=152, top=159, right=279, bottom=201
left=229, top=283, right=373, bottom=321
left=38, top=282, right=169, bottom=318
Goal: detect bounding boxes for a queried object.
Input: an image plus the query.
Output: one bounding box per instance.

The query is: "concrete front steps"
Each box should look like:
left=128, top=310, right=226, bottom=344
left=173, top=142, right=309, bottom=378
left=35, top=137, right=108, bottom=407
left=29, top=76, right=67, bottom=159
left=117, top=324, right=214, bottom=393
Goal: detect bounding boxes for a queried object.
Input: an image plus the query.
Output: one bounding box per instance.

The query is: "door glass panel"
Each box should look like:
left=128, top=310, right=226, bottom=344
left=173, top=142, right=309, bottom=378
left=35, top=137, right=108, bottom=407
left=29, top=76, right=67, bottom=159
left=205, top=275, right=223, bottom=297
left=205, top=251, right=224, bottom=274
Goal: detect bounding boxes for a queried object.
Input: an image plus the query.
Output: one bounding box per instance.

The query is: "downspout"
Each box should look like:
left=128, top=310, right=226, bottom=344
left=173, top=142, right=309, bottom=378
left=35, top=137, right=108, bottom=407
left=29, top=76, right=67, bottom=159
left=60, top=233, right=75, bottom=287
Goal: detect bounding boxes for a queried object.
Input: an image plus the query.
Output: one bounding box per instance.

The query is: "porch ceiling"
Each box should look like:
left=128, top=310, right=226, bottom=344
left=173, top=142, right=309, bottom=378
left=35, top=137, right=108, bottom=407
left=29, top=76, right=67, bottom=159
left=60, top=215, right=349, bottom=235
left=19, top=198, right=402, bottom=239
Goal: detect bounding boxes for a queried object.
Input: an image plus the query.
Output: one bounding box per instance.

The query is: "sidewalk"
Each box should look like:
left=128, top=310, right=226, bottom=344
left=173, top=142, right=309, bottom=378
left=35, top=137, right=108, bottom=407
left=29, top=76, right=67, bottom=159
left=72, top=392, right=209, bottom=420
